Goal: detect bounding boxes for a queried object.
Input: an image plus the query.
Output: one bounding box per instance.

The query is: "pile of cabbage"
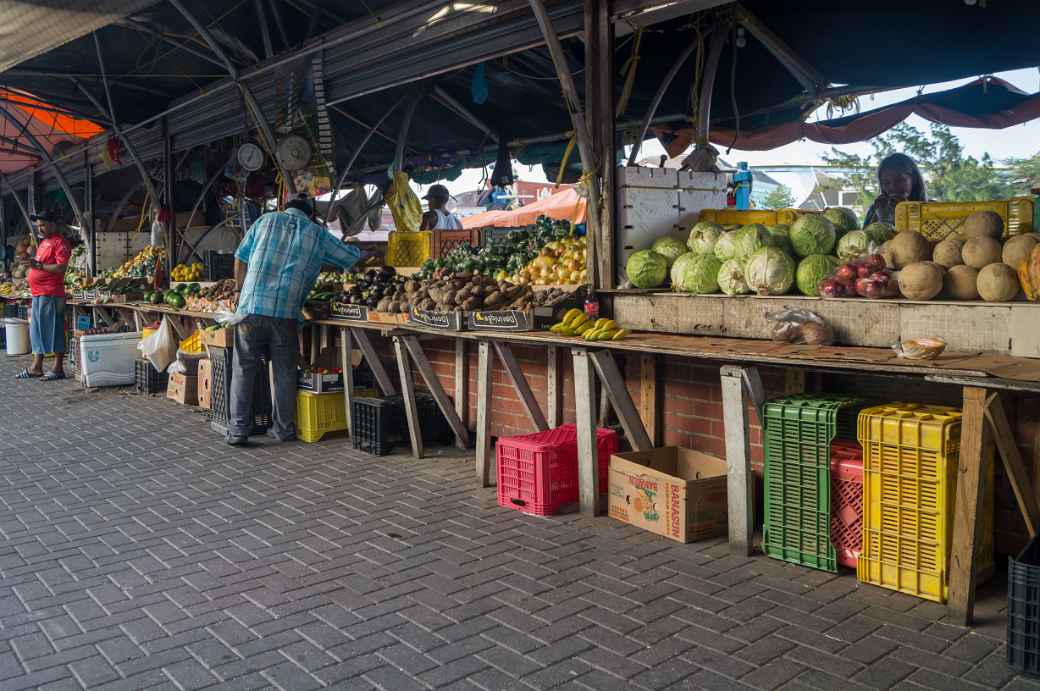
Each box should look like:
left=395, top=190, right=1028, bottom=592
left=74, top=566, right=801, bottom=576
left=648, top=208, right=863, bottom=296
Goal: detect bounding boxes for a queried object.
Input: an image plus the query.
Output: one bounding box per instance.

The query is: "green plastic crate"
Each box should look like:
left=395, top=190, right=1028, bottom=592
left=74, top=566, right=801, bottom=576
left=763, top=394, right=869, bottom=572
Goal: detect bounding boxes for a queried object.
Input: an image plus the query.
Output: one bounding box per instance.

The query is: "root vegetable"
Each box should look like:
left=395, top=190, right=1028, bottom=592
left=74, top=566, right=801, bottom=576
left=898, top=262, right=943, bottom=301
left=932, top=237, right=964, bottom=269
left=961, top=210, right=1003, bottom=239
left=977, top=263, right=1020, bottom=302
left=943, top=265, right=979, bottom=300
left=888, top=231, right=931, bottom=268
left=962, top=237, right=1002, bottom=269
left=1003, top=234, right=1039, bottom=269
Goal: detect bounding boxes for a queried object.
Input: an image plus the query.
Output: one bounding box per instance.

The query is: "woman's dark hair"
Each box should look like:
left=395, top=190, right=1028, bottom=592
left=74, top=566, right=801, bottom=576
left=878, top=153, right=927, bottom=202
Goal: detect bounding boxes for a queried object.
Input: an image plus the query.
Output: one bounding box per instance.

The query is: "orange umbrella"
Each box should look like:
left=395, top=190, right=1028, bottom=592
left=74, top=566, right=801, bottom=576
left=462, top=187, right=587, bottom=229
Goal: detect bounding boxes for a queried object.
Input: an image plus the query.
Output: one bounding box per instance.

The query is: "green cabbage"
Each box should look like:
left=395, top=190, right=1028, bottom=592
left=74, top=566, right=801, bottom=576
left=733, top=224, right=771, bottom=264
left=714, top=230, right=738, bottom=262
left=745, top=246, right=796, bottom=295
left=765, top=224, right=792, bottom=254
left=836, top=230, right=870, bottom=260
left=670, top=252, right=698, bottom=291
left=864, top=222, right=896, bottom=245
left=687, top=221, right=723, bottom=255
left=789, top=214, right=837, bottom=258
left=674, top=254, right=722, bottom=294
left=795, top=254, right=840, bottom=296
left=649, top=236, right=687, bottom=267
left=824, top=207, right=860, bottom=236
left=625, top=250, right=668, bottom=288
left=717, top=259, right=750, bottom=295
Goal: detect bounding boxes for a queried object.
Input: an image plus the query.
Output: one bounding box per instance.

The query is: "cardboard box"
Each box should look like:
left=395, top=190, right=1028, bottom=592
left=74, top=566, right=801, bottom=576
left=197, top=359, right=212, bottom=410
left=202, top=326, right=233, bottom=349
left=298, top=369, right=344, bottom=393
left=608, top=447, right=728, bottom=543
left=167, top=373, right=198, bottom=406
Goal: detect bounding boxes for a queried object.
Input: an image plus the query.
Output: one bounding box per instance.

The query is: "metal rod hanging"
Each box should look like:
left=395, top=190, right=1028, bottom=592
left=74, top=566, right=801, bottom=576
left=627, top=39, right=701, bottom=166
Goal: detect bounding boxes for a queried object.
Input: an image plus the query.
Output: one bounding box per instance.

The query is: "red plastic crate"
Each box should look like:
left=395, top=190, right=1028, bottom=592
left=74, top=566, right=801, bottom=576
left=830, top=440, right=863, bottom=569
left=496, top=424, right=618, bottom=516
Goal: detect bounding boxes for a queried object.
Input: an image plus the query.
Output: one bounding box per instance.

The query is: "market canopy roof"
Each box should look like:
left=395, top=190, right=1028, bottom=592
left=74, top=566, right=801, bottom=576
left=462, top=187, right=586, bottom=229
left=2, top=0, right=1040, bottom=187
left=0, top=89, right=104, bottom=174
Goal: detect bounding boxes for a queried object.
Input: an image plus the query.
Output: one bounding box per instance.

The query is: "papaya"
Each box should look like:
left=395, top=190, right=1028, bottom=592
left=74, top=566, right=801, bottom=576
left=1021, top=244, right=1040, bottom=302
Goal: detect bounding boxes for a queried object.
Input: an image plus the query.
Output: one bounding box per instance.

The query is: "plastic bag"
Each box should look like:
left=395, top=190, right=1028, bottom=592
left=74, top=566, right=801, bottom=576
left=138, top=316, right=178, bottom=373
left=765, top=307, right=835, bottom=345
left=167, top=349, right=207, bottom=376
left=383, top=170, right=422, bottom=232
left=214, top=310, right=246, bottom=327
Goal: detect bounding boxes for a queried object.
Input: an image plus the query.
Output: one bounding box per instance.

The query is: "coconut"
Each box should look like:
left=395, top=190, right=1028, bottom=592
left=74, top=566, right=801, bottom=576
left=1002, top=234, right=1039, bottom=270
left=961, top=210, right=1003, bottom=239
left=888, top=231, right=931, bottom=268
left=962, top=237, right=1002, bottom=269
left=977, top=263, right=1020, bottom=302
left=932, top=237, right=964, bottom=269
left=943, top=265, right=979, bottom=300
left=898, top=262, right=944, bottom=301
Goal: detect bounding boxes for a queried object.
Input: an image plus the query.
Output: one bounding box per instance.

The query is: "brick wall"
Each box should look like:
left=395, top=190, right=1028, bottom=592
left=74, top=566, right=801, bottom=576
left=368, top=333, right=1040, bottom=555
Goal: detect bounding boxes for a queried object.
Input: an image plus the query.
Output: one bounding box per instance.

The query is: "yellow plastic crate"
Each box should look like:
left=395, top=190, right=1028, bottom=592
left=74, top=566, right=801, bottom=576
left=894, top=197, right=1034, bottom=241
left=386, top=230, right=432, bottom=267
left=698, top=208, right=821, bottom=227
left=179, top=330, right=204, bottom=353
left=296, top=390, right=347, bottom=443
left=856, top=402, right=993, bottom=603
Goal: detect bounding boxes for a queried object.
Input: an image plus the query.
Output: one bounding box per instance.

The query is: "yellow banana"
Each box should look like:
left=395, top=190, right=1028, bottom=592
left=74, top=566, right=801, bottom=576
left=562, top=308, right=583, bottom=325
left=611, top=329, right=628, bottom=341
left=570, top=313, right=589, bottom=329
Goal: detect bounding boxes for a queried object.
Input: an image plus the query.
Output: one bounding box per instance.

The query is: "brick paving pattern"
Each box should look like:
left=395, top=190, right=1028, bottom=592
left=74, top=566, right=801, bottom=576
left=0, top=353, right=1033, bottom=690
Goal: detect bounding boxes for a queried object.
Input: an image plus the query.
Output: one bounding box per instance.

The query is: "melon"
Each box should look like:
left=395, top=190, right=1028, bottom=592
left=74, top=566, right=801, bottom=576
left=888, top=231, right=931, bottom=268
left=977, top=263, right=1020, bottom=302
left=943, top=265, right=979, bottom=300
left=962, top=237, right=1002, bottom=269
left=961, top=210, right=1003, bottom=239
left=898, top=262, right=943, bottom=301
left=1002, top=234, right=1039, bottom=270
left=932, top=237, right=964, bottom=269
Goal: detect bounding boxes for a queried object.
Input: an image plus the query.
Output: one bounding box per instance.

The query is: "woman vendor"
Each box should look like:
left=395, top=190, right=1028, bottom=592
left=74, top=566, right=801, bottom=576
left=863, top=153, right=927, bottom=226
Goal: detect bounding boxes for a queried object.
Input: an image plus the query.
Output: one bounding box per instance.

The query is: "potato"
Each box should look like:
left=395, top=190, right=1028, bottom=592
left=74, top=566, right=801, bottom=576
left=932, top=237, right=964, bottom=269
left=962, top=237, right=1002, bottom=269
left=977, top=263, right=1020, bottom=302
left=898, top=262, right=944, bottom=301
left=484, top=291, right=502, bottom=308
left=961, top=210, right=1003, bottom=239
left=889, top=231, right=931, bottom=268
left=943, top=265, right=979, bottom=300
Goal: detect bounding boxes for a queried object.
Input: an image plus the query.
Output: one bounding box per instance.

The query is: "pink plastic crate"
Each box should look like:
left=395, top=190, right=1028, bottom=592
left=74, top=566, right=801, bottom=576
left=496, top=424, right=618, bottom=516
left=830, top=440, right=863, bottom=570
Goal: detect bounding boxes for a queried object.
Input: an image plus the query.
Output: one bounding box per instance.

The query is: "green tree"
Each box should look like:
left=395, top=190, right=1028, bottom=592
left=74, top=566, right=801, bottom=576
left=1005, top=152, right=1040, bottom=195
left=821, top=122, right=1017, bottom=205
left=761, top=185, right=795, bottom=210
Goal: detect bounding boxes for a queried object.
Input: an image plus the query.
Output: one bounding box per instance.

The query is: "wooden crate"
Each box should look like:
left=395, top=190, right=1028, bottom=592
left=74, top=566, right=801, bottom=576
left=432, top=228, right=481, bottom=259
left=198, top=358, right=213, bottom=410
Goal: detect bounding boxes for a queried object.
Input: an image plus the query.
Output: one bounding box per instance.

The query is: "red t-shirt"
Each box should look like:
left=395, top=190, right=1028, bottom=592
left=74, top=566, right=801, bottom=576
left=28, top=235, right=71, bottom=297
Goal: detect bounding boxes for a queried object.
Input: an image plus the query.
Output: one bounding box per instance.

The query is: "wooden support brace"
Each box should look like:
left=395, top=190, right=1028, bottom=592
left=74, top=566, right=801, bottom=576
left=547, top=345, right=562, bottom=428
left=589, top=350, right=652, bottom=452
left=400, top=336, right=470, bottom=449
left=454, top=339, right=468, bottom=429
left=493, top=341, right=548, bottom=432
left=640, top=354, right=660, bottom=447
left=393, top=337, right=423, bottom=459
left=475, top=341, right=495, bottom=486
left=987, top=393, right=1040, bottom=538
left=720, top=365, right=763, bottom=556
left=340, top=328, right=354, bottom=444
left=572, top=348, right=601, bottom=515
left=948, top=387, right=993, bottom=626
left=353, top=329, right=396, bottom=396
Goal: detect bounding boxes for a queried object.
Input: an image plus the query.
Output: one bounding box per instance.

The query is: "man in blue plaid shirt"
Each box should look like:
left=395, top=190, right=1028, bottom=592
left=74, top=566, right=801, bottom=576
left=228, top=194, right=363, bottom=445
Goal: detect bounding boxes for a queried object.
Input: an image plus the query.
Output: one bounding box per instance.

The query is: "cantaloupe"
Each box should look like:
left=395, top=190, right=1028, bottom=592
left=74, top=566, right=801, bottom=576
left=932, top=237, right=964, bottom=269
left=977, top=263, right=1020, bottom=302
left=888, top=231, right=931, bottom=269
left=943, top=265, right=979, bottom=300
left=961, top=210, right=1003, bottom=239
left=962, top=237, right=1002, bottom=269
left=898, top=262, right=944, bottom=301
left=1002, top=234, right=1039, bottom=270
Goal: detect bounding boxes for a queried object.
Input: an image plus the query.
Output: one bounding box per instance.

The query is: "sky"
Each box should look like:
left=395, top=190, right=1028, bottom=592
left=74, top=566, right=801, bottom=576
left=429, top=67, right=1040, bottom=199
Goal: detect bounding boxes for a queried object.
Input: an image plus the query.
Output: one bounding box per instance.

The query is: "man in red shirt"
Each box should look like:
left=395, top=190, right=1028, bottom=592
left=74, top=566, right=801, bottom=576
left=16, top=208, right=71, bottom=380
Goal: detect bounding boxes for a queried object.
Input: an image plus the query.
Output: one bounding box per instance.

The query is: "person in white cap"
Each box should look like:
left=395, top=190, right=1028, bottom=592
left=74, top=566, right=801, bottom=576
left=419, top=184, right=463, bottom=231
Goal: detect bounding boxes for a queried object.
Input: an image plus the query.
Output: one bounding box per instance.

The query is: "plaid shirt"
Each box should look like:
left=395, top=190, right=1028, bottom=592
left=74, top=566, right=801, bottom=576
left=235, top=208, right=360, bottom=319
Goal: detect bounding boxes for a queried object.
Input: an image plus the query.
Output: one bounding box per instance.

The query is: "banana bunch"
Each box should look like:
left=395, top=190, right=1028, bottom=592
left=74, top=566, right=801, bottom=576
left=549, top=309, right=627, bottom=341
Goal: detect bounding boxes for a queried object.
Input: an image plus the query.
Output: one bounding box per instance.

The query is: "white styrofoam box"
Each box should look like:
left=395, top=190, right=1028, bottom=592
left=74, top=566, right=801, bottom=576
left=91, top=226, right=241, bottom=273
left=616, top=166, right=679, bottom=189
left=677, top=171, right=727, bottom=232
left=79, top=332, right=142, bottom=388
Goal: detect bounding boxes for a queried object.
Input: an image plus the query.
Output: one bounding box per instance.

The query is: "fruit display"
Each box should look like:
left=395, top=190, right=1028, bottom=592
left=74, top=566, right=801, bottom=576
left=0, top=280, right=30, bottom=299
left=512, top=234, right=587, bottom=286
left=548, top=309, right=627, bottom=341
left=171, top=262, right=204, bottom=282
left=408, top=270, right=570, bottom=313
left=143, top=282, right=200, bottom=309
left=185, top=279, right=237, bottom=313
left=338, top=267, right=407, bottom=312
left=113, top=245, right=166, bottom=279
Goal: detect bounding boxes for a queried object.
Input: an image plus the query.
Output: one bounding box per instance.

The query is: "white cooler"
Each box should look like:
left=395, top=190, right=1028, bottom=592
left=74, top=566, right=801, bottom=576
left=79, top=332, right=142, bottom=387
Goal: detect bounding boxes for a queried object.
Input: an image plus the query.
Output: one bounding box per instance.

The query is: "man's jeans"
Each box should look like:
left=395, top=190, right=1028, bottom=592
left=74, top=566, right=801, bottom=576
left=230, top=315, right=298, bottom=440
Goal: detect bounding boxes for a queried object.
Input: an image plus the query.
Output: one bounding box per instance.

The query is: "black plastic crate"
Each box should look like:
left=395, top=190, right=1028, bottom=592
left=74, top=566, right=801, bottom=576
left=207, top=250, right=235, bottom=282
left=417, top=393, right=453, bottom=445
left=134, top=359, right=168, bottom=394
left=1009, top=536, right=1040, bottom=676
left=208, top=346, right=272, bottom=435
left=351, top=393, right=454, bottom=456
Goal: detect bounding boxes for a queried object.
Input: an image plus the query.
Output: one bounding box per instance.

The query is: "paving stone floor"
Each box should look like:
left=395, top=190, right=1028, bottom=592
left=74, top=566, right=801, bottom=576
left=0, top=353, right=1033, bottom=690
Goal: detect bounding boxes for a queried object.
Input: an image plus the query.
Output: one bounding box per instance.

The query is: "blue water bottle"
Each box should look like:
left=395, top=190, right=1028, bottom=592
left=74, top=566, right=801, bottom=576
left=733, top=162, right=753, bottom=210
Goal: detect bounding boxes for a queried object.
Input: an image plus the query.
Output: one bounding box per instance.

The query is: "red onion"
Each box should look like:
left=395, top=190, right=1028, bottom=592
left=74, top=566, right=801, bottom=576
left=863, top=254, right=886, bottom=273
left=836, top=264, right=857, bottom=283
left=863, top=280, right=885, bottom=299
left=854, top=277, right=872, bottom=297
left=818, top=277, right=842, bottom=298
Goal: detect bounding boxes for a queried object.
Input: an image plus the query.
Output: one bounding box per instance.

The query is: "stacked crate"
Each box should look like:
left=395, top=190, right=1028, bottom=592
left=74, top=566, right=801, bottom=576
left=762, top=394, right=868, bottom=573
left=856, top=403, right=993, bottom=603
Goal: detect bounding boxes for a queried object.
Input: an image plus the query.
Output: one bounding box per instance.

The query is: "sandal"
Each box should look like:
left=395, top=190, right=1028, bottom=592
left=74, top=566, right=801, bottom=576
left=41, top=371, right=66, bottom=381
left=15, top=369, right=42, bottom=379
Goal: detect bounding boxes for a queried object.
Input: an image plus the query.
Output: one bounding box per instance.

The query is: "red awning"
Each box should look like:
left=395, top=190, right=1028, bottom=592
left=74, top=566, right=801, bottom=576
left=0, top=89, right=104, bottom=174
